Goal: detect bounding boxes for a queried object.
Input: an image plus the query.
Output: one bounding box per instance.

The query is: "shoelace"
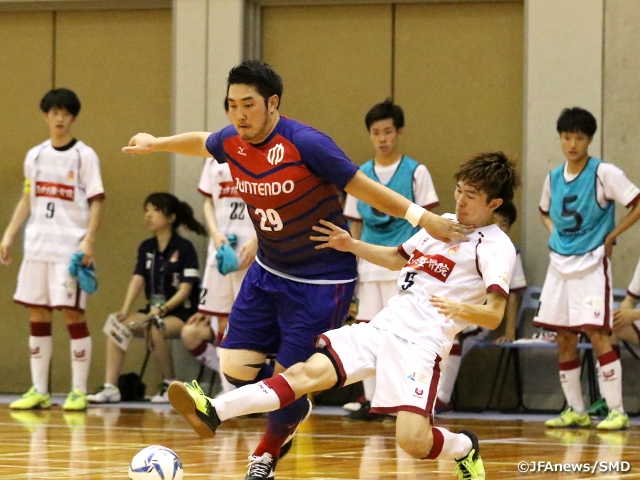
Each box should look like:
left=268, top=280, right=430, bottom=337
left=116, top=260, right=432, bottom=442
left=247, top=455, right=272, bottom=477
left=187, top=380, right=205, bottom=396
left=453, top=462, right=477, bottom=479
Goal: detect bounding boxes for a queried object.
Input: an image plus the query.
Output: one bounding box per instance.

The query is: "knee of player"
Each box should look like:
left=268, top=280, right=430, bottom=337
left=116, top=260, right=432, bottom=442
left=397, top=428, right=433, bottom=459
left=180, top=323, right=198, bottom=344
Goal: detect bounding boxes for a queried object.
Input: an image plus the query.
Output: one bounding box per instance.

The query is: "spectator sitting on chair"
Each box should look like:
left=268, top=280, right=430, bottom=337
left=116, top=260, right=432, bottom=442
left=435, top=201, right=527, bottom=413
left=88, top=193, right=205, bottom=404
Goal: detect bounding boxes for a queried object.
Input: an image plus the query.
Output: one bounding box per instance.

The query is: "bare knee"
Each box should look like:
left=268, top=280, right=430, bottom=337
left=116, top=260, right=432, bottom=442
left=181, top=323, right=202, bottom=349
left=283, top=353, right=338, bottom=396
left=219, top=349, right=268, bottom=382
left=61, top=308, right=85, bottom=325
left=396, top=412, right=433, bottom=459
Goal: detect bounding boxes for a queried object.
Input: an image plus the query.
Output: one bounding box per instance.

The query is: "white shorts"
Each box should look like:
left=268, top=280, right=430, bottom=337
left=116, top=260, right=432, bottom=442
left=317, top=322, right=441, bottom=416
left=14, top=260, right=86, bottom=311
left=198, top=263, right=247, bottom=316
left=534, top=258, right=612, bottom=331
left=356, top=280, right=397, bottom=321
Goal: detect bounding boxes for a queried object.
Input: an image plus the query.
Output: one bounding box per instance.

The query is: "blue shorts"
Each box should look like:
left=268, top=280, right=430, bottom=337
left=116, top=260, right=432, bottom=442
left=221, top=263, right=355, bottom=368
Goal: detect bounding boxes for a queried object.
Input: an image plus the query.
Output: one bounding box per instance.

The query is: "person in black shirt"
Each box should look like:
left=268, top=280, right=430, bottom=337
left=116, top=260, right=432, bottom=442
left=88, top=192, right=205, bottom=404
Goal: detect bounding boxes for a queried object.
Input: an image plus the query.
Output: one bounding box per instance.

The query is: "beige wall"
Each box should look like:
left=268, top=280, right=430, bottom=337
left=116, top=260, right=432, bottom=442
left=262, top=2, right=524, bottom=243
left=0, top=8, right=171, bottom=393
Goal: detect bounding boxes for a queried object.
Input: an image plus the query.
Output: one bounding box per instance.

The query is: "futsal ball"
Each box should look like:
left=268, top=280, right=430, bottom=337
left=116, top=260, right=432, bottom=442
left=128, top=445, right=183, bottom=480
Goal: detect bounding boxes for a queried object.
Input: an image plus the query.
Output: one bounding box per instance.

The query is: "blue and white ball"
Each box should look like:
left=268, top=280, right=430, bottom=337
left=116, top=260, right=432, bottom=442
left=129, top=445, right=184, bottom=480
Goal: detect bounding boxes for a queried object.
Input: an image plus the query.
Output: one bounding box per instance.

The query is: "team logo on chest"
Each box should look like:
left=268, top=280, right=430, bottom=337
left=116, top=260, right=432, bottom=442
left=267, top=143, right=285, bottom=165
left=407, top=252, right=455, bottom=283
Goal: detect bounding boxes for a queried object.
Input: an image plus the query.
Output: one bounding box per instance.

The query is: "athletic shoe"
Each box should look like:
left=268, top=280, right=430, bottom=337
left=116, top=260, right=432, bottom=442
left=10, top=387, right=52, bottom=410
left=279, top=398, right=313, bottom=459
left=246, top=452, right=277, bottom=479
left=63, top=389, right=87, bottom=411
left=453, top=430, right=485, bottom=480
left=596, top=409, right=629, bottom=430
left=544, top=408, right=591, bottom=428
left=168, top=380, right=220, bottom=438
left=434, top=398, right=453, bottom=414
left=151, top=382, right=171, bottom=403
left=345, top=400, right=376, bottom=421
left=343, top=401, right=363, bottom=412
left=587, top=398, right=608, bottom=417
left=87, top=384, right=121, bottom=404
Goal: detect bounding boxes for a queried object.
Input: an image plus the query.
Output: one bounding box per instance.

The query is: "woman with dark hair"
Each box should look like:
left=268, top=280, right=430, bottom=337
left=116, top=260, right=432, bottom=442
left=88, top=193, right=205, bottom=404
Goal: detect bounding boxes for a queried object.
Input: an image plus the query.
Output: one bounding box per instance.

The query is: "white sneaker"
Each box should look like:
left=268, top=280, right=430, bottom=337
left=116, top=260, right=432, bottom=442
left=343, top=401, right=362, bottom=412
left=87, top=384, right=121, bottom=404
left=150, top=382, right=170, bottom=403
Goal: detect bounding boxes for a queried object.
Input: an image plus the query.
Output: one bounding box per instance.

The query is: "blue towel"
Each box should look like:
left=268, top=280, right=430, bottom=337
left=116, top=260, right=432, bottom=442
left=216, top=243, right=239, bottom=275
left=68, top=252, right=98, bottom=294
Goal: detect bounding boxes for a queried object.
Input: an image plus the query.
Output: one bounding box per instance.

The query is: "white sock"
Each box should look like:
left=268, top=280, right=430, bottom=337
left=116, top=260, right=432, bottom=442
left=438, top=354, right=462, bottom=404
left=70, top=336, right=92, bottom=393
left=559, top=365, right=584, bottom=413
left=432, top=427, right=473, bottom=460
left=598, top=357, right=624, bottom=412
left=30, top=335, right=53, bottom=394
left=215, top=381, right=282, bottom=421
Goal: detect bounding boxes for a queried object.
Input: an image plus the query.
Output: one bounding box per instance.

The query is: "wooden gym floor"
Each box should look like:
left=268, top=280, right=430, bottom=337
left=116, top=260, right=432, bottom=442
left=0, top=396, right=639, bottom=479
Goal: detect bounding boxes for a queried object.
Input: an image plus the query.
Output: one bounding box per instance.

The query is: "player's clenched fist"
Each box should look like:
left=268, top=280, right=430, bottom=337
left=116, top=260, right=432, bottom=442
left=122, top=133, right=157, bottom=155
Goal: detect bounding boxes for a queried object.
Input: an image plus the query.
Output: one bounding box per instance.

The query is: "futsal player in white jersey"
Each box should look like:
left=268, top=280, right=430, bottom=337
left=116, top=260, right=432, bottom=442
left=342, top=99, right=439, bottom=419
left=610, top=259, right=640, bottom=345
left=435, top=202, right=527, bottom=413
left=535, top=107, right=640, bottom=431
left=0, top=89, right=104, bottom=411
left=167, top=151, right=519, bottom=480
left=181, top=160, right=257, bottom=392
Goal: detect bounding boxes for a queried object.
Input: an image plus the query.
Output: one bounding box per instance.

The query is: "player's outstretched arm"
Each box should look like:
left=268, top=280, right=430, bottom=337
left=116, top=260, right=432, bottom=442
left=122, top=132, right=211, bottom=157
left=311, top=220, right=406, bottom=270
left=344, top=170, right=472, bottom=243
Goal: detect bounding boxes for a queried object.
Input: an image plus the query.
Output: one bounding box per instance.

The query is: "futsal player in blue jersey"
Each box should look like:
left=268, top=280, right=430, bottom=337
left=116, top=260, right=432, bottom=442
left=123, top=60, right=472, bottom=479
left=534, top=107, right=640, bottom=431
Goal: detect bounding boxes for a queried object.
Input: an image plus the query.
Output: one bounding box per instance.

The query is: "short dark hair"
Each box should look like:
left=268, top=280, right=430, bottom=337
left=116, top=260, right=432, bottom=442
left=494, top=202, right=517, bottom=226
left=40, top=88, right=81, bottom=116
left=454, top=151, right=520, bottom=205
left=365, top=99, right=405, bottom=130
left=227, top=60, right=283, bottom=108
left=556, top=107, right=597, bottom=137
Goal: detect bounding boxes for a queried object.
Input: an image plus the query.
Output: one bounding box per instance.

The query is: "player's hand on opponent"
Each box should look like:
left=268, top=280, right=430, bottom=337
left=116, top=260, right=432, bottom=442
left=311, top=220, right=355, bottom=253
left=613, top=308, right=640, bottom=330
left=237, top=236, right=258, bottom=270
left=122, top=133, right=158, bottom=155
left=430, top=295, right=461, bottom=321
left=420, top=212, right=473, bottom=243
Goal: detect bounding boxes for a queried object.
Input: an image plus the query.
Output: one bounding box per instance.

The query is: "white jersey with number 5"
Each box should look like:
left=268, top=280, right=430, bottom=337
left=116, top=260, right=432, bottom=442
left=198, top=159, right=255, bottom=265
left=23, top=139, right=104, bottom=264
left=371, top=214, right=515, bottom=357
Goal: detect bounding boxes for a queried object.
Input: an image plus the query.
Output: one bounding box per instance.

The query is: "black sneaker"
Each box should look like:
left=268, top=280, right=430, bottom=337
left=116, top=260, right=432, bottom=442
left=453, top=430, right=486, bottom=479
left=345, top=400, right=376, bottom=421
left=246, top=452, right=277, bottom=479
left=279, top=398, right=313, bottom=459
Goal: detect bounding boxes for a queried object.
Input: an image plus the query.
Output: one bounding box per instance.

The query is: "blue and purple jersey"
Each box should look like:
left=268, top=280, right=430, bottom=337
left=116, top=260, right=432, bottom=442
left=206, top=116, right=358, bottom=282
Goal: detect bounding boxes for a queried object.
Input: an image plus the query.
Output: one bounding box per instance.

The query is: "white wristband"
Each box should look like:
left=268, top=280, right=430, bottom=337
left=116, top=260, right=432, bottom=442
left=404, top=203, right=426, bottom=227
